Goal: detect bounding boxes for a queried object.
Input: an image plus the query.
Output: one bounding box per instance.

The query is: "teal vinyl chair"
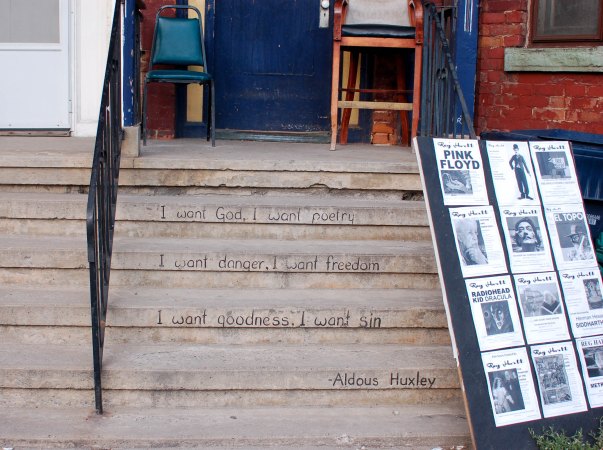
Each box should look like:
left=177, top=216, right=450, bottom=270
left=142, top=4, right=214, bottom=146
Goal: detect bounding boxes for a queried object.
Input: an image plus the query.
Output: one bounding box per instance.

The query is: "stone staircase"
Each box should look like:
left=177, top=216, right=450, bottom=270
left=0, top=137, right=470, bottom=449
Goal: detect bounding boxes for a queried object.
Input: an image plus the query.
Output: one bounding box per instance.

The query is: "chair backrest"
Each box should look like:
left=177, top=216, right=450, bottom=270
left=151, top=7, right=205, bottom=67
left=345, top=0, right=411, bottom=27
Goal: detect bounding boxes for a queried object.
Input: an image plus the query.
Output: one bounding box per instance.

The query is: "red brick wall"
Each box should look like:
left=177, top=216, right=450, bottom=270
left=140, top=0, right=176, bottom=139
left=475, top=0, right=603, bottom=134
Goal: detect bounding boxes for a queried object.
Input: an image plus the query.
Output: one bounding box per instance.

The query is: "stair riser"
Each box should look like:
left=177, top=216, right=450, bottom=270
left=112, top=307, right=447, bottom=329
left=0, top=387, right=462, bottom=409
left=1, top=307, right=447, bottom=331
left=115, top=202, right=427, bottom=226
left=0, top=269, right=88, bottom=286
left=0, top=219, right=85, bottom=237
left=0, top=326, right=90, bottom=345
left=119, top=254, right=435, bottom=274
left=0, top=245, right=436, bottom=272
left=1, top=304, right=447, bottom=328
left=118, top=186, right=424, bottom=200
left=0, top=195, right=427, bottom=225
left=119, top=169, right=422, bottom=192
left=105, top=369, right=458, bottom=391
left=0, top=168, right=90, bottom=187
left=1, top=368, right=459, bottom=391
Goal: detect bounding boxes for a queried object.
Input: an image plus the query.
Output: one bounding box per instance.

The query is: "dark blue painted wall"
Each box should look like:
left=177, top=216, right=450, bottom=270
left=454, top=0, right=479, bottom=119
left=123, top=0, right=136, bottom=127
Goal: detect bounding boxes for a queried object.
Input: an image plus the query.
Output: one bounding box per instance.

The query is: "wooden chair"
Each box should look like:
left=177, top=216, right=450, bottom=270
left=330, top=0, right=423, bottom=150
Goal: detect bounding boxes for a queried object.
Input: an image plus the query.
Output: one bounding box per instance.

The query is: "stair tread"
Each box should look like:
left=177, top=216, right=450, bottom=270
left=110, top=287, right=445, bottom=310
left=0, top=233, right=431, bottom=249
left=0, top=286, right=443, bottom=309
left=0, top=342, right=455, bottom=371
left=130, top=139, right=419, bottom=173
left=0, top=404, right=470, bottom=448
left=0, top=191, right=425, bottom=210
left=115, top=236, right=434, bottom=253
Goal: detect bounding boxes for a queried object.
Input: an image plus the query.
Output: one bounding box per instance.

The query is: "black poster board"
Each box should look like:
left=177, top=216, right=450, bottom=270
left=413, top=136, right=603, bottom=450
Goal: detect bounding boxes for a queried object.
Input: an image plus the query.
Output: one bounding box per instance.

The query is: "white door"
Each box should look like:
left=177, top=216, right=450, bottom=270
left=0, top=0, right=70, bottom=130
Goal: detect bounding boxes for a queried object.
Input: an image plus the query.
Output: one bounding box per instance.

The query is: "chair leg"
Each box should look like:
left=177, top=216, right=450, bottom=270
left=396, top=55, right=410, bottom=146
left=210, top=80, right=215, bottom=147
left=339, top=51, right=359, bottom=145
left=411, top=46, right=423, bottom=141
left=330, top=41, right=341, bottom=151
left=142, top=80, right=148, bottom=146
left=204, top=83, right=210, bottom=142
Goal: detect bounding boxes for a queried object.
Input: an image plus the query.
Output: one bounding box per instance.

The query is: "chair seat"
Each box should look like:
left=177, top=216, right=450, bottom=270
left=342, top=24, right=415, bottom=39
left=146, top=69, right=212, bottom=83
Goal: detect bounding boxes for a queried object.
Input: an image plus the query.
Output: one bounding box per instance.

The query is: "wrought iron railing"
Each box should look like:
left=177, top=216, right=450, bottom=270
left=86, top=0, right=123, bottom=415
left=419, top=2, right=476, bottom=139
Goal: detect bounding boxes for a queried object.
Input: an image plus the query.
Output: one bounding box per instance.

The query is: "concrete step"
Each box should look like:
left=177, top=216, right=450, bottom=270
left=0, top=343, right=458, bottom=390
left=0, top=192, right=428, bottom=224
left=113, top=238, right=436, bottom=274
left=0, top=343, right=459, bottom=408
left=0, top=287, right=450, bottom=345
left=0, top=138, right=422, bottom=192
left=0, top=235, right=437, bottom=291
left=0, top=404, right=471, bottom=449
left=0, top=191, right=430, bottom=240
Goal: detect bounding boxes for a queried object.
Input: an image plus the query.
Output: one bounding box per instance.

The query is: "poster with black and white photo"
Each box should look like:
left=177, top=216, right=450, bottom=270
left=486, top=141, right=540, bottom=206
left=482, top=347, right=542, bottom=427
left=560, top=268, right=603, bottom=338
left=531, top=342, right=587, bottom=418
left=434, top=138, right=489, bottom=206
left=529, top=141, right=582, bottom=205
left=415, top=136, right=603, bottom=447
left=500, top=206, right=553, bottom=274
left=450, top=206, right=508, bottom=278
left=514, top=273, right=570, bottom=344
left=466, top=275, right=524, bottom=351
left=545, top=205, right=597, bottom=270
left=576, top=336, right=603, bottom=408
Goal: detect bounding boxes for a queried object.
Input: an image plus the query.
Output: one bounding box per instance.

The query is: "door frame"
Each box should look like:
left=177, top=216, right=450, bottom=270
left=179, top=0, right=334, bottom=143
left=0, top=0, right=72, bottom=134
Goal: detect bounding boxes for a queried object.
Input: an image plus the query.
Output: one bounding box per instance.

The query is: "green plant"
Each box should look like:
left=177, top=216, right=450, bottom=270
left=529, top=419, right=603, bottom=450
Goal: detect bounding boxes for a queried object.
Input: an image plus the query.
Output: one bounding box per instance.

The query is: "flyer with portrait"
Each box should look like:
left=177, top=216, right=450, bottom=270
left=500, top=206, right=553, bottom=274
left=466, top=275, right=524, bottom=351
left=530, top=342, right=587, bottom=418
left=544, top=205, right=597, bottom=270
left=576, top=336, right=603, bottom=408
left=529, top=141, right=582, bottom=205
left=486, top=141, right=540, bottom=206
left=514, top=272, right=570, bottom=344
left=434, top=138, right=489, bottom=206
left=560, top=267, right=603, bottom=338
left=450, top=206, right=508, bottom=278
left=482, top=347, right=541, bottom=427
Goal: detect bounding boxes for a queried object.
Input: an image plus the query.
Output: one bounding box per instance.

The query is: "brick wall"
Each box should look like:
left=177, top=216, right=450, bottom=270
left=140, top=0, right=176, bottom=139
left=475, top=0, right=603, bottom=134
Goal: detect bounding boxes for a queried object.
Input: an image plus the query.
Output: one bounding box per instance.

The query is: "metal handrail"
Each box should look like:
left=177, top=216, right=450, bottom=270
left=419, top=2, right=476, bottom=139
left=86, top=0, right=123, bottom=415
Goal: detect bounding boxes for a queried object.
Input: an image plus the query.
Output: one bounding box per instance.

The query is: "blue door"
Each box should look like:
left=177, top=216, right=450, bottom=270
left=206, top=0, right=332, bottom=140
